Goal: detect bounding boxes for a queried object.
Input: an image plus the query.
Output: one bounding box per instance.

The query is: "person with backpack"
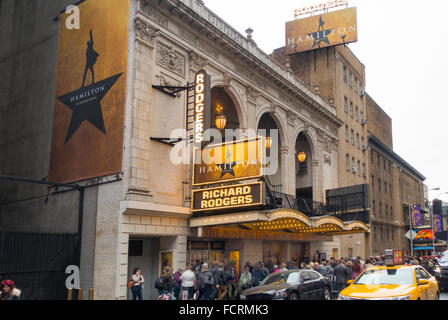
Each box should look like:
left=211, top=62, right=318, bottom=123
left=226, top=261, right=239, bottom=300
left=155, top=266, right=174, bottom=298
left=197, top=263, right=214, bottom=300
left=173, top=268, right=183, bottom=300
left=217, top=263, right=228, bottom=300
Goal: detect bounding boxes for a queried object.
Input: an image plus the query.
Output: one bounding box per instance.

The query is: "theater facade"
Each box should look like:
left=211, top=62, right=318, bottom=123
left=48, top=0, right=370, bottom=299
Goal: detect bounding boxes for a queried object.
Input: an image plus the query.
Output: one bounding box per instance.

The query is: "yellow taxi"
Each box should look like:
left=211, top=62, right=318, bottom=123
left=338, top=264, right=440, bottom=300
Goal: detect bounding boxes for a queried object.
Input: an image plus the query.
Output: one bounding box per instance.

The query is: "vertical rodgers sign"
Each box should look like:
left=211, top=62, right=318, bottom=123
left=49, top=0, right=129, bottom=183
left=194, top=70, right=211, bottom=148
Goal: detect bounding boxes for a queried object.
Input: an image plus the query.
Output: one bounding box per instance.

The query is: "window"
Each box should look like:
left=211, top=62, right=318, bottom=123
left=372, top=200, right=376, bottom=213
left=390, top=206, right=393, bottom=217
left=349, top=72, right=352, bottom=87
left=390, top=183, right=392, bottom=196
left=377, top=154, right=380, bottom=166
left=345, top=125, right=349, bottom=141
left=354, top=77, right=358, bottom=92
left=129, top=240, right=143, bottom=257
left=344, top=97, right=348, bottom=113
left=352, top=157, right=356, bottom=173
left=360, top=110, right=364, bottom=121
left=346, top=154, right=350, bottom=171
left=355, top=106, right=359, bottom=121
left=391, top=230, right=394, bottom=241
left=356, top=133, right=360, bottom=149
left=378, top=179, right=381, bottom=192
left=371, top=175, right=375, bottom=188
left=371, top=150, right=374, bottom=162
left=362, top=163, right=366, bottom=178
left=357, top=160, right=361, bottom=176
left=386, top=229, right=389, bottom=241
left=361, top=136, right=365, bottom=148
left=384, top=182, right=387, bottom=194
left=350, top=101, right=354, bottom=118
left=379, top=202, right=382, bottom=214
left=373, top=226, right=377, bottom=240
left=343, top=66, right=347, bottom=83
left=384, top=159, right=386, bottom=170
left=386, top=205, right=388, bottom=216
left=351, top=129, right=354, bottom=145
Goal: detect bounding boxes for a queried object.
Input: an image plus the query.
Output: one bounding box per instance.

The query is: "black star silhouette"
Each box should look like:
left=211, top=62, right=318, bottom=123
left=218, top=162, right=238, bottom=178
left=57, top=73, right=122, bottom=144
left=308, top=29, right=335, bottom=48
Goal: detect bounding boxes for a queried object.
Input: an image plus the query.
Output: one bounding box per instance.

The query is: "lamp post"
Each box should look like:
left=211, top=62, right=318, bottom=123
left=409, top=187, right=439, bottom=257
left=432, top=192, right=448, bottom=256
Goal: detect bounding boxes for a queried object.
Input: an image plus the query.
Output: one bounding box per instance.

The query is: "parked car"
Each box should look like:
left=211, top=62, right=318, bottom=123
left=240, top=270, right=331, bottom=300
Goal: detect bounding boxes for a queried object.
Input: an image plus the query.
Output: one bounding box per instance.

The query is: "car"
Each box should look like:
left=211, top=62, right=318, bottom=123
left=434, top=251, right=448, bottom=291
left=338, top=265, right=440, bottom=300
left=240, top=270, right=332, bottom=300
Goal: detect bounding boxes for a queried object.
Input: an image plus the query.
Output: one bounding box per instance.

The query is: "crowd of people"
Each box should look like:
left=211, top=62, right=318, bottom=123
left=142, top=252, right=443, bottom=300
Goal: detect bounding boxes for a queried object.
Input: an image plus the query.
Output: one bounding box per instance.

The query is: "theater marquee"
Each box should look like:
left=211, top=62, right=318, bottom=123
left=192, top=182, right=264, bottom=213
left=285, top=7, right=358, bottom=54
left=193, top=137, right=264, bottom=186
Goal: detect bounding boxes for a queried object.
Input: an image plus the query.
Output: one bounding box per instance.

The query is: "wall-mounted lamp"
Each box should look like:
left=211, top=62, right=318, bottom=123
left=215, top=114, right=227, bottom=131
left=297, top=152, right=307, bottom=163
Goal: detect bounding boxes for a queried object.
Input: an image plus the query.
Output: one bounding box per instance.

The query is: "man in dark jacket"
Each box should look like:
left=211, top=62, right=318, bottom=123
left=334, top=259, right=351, bottom=294
left=210, top=262, right=224, bottom=300
left=252, top=263, right=268, bottom=287
left=197, top=263, right=214, bottom=300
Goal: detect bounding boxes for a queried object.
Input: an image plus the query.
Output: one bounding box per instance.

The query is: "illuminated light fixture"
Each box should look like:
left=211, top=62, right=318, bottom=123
left=297, top=152, right=307, bottom=163
left=265, top=136, right=272, bottom=149
left=215, top=114, right=227, bottom=131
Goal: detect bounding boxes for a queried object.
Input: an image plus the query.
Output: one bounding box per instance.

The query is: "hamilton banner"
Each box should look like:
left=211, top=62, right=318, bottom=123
left=192, top=137, right=264, bottom=186
left=411, top=204, right=423, bottom=228
left=49, top=0, right=129, bottom=183
left=285, top=7, right=358, bottom=54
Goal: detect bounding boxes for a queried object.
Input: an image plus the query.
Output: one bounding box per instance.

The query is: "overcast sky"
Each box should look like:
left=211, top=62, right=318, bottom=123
left=204, top=0, right=448, bottom=202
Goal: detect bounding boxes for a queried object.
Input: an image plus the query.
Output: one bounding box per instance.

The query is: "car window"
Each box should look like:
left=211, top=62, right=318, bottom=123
left=261, top=273, right=284, bottom=285
left=417, top=268, right=431, bottom=279
left=286, top=272, right=300, bottom=284
left=309, top=270, right=320, bottom=279
left=354, top=268, right=414, bottom=285
left=300, top=271, right=311, bottom=281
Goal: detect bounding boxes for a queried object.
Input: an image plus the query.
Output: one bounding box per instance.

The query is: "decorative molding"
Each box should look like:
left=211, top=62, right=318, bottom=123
left=223, top=72, right=232, bottom=88
left=246, top=86, right=260, bottom=105
left=179, top=28, right=220, bottom=59
left=189, top=50, right=208, bottom=72
left=324, top=152, right=332, bottom=165
left=156, top=41, right=186, bottom=77
left=134, top=18, right=160, bottom=48
left=139, top=0, right=168, bottom=28
left=331, top=138, right=339, bottom=151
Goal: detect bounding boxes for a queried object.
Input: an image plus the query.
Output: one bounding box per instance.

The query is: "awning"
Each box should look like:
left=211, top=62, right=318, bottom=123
left=190, top=208, right=369, bottom=237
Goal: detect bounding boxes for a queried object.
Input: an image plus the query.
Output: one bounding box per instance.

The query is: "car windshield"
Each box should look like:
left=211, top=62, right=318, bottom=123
left=354, top=268, right=414, bottom=285
left=439, top=255, right=448, bottom=263
left=259, top=272, right=299, bottom=286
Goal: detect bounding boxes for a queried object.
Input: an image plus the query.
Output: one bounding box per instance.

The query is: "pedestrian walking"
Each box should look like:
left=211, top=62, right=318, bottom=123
left=131, top=268, right=144, bottom=300
left=173, top=268, right=183, bottom=300
left=227, top=261, right=239, bottom=300
left=334, top=259, right=351, bottom=294
left=197, top=263, right=214, bottom=300
left=217, top=263, right=228, bottom=300
left=156, top=266, right=174, bottom=299
left=0, top=280, right=21, bottom=300
left=180, top=264, right=196, bottom=300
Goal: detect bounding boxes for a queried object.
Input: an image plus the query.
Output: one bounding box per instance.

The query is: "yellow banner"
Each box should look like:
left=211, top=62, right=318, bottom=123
left=193, top=137, right=264, bottom=186
left=285, top=7, right=358, bottom=54
left=49, top=0, right=129, bottom=183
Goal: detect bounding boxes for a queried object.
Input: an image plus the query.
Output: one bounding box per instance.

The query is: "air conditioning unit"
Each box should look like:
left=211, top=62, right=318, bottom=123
left=362, top=145, right=368, bottom=152
left=352, top=167, right=357, bottom=174
left=361, top=118, right=367, bottom=125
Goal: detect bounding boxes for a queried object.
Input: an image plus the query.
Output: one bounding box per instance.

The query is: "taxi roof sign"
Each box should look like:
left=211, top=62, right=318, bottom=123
left=385, top=249, right=404, bottom=266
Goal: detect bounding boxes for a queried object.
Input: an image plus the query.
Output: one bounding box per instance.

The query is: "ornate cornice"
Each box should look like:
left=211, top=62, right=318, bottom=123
left=134, top=17, right=160, bottom=48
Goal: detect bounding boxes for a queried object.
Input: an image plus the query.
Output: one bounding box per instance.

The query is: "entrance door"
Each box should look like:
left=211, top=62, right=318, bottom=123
left=128, top=238, right=159, bottom=300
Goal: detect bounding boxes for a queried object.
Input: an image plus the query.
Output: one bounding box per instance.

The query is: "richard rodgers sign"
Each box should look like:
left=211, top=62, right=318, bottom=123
left=192, top=182, right=264, bottom=213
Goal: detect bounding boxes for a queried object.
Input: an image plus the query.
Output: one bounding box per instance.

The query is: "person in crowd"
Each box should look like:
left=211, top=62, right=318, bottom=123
left=131, top=267, right=144, bottom=300
left=364, top=259, right=373, bottom=270
left=239, top=266, right=252, bottom=292
left=351, top=259, right=363, bottom=280
left=197, top=263, right=214, bottom=300
left=272, top=265, right=280, bottom=273
left=157, top=266, right=174, bottom=297
left=217, top=263, right=228, bottom=300
left=251, top=263, right=267, bottom=287
left=227, top=261, right=239, bottom=300
left=313, top=262, right=322, bottom=275
left=321, top=261, right=334, bottom=277
left=0, top=280, right=21, bottom=300
left=245, top=261, right=254, bottom=274
left=424, top=258, right=435, bottom=275
left=173, top=268, right=183, bottom=300
left=357, top=256, right=365, bottom=270
left=334, top=259, right=351, bottom=294
left=299, top=262, right=306, bottom=270
left=259, top=262, right=270, bottom=276
left=286, top=261, right=298, bottom=270
left=279, top=263, right=288, bottom=272
left=180, top=263, right=196, bottom=300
